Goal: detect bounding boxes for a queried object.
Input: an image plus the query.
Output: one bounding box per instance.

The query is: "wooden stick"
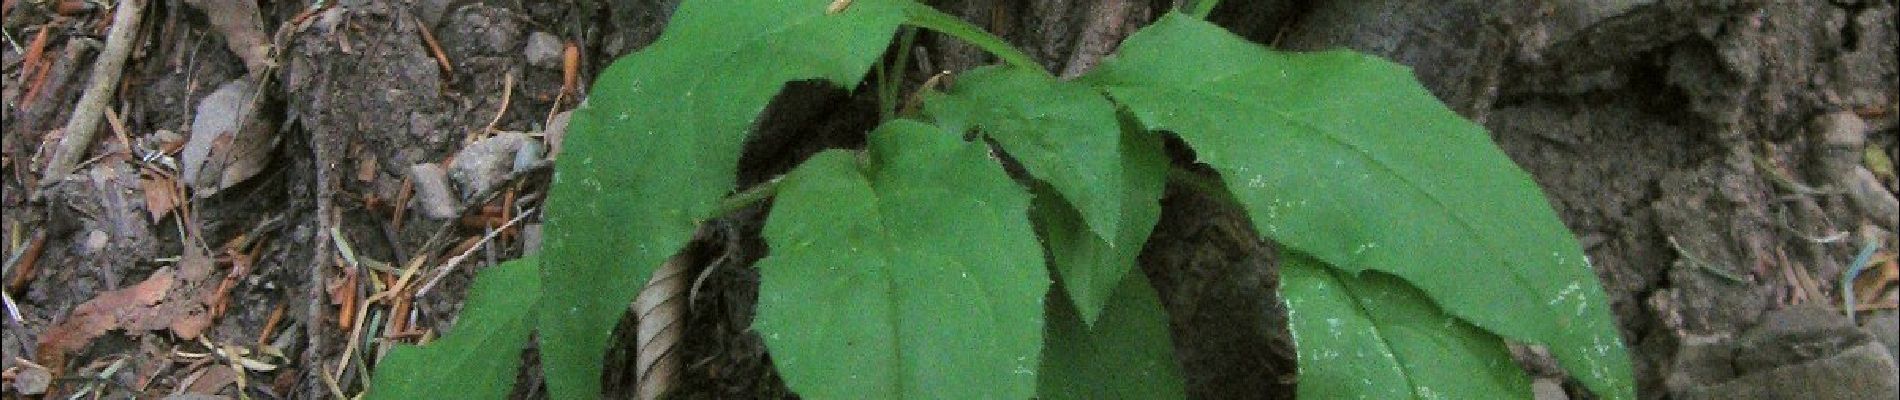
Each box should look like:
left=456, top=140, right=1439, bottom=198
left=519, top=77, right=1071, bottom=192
left=41, top=0, right=144, bottom=185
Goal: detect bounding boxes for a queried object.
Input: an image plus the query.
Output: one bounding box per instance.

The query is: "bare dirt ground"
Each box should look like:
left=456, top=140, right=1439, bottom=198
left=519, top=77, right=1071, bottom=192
left=2, top=1, right=1896, bottom=399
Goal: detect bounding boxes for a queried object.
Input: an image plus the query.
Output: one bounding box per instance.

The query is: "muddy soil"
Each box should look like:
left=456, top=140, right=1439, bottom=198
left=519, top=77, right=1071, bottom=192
left=2, top=0, right=1895, bottom=399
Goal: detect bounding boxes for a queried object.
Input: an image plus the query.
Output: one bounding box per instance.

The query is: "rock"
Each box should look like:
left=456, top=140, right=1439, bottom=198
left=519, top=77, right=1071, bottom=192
left=181, top=77, right=278, bottom=198
left=1731, top=306, right=1862, bottom=372
left=1679, top=342, right=1898, bottom=400
left=1672, top=306, right=1900, bottom=399
left=1664, top=333, right=1738, bottom=395
left=448, top=132, right=529, bottom=200
left=514, top=137, right=546, bottom=174
left=525, top=31, right=564, bottom=69
left=1849, top=167, right=1899, bottom=226
left=1865, top=313, right=1900, bottom=365
left=1809, top=112, right=1868, bottom=184
left=409, top=163, right=461, bottom=220
left=9, top=361, right=50, bottom=394
left=1276, top=0, right=1515, bottom=118
left=1531, top=378, right=1568, bottom=400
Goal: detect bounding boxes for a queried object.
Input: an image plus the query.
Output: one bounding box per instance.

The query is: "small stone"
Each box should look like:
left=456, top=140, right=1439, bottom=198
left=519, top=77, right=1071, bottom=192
left=525, top=32, right=563, bottom=69
left=409, top=163, right=462, bottom=220
left=84, top=230, right=110, bottom=254
left=10, top=362, right=50, bottom=395
left=1848, top=167, right=1898, bottom=226
left=1865, top=313, right=1900, bottom=366
left=514, top=138, right=545, bottom=174
left=1809, top=111, right=1868, bottom=185
left=449, top=132, right=529, bottom=200
left=1674, top=305, right=1900, bottom=399
left=1531, top=378, right=1568, bottom=400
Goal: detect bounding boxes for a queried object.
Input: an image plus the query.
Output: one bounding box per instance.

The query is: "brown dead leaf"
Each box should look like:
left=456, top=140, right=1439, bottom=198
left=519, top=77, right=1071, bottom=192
left=356, top=154, right=378, bottom=183
left=180, top=77, right=278, bottom=198
left=139, top=169, right=179, bottom=222
left=35, top=268, right=177, bottom=367
left=36, top=246, right=224, bottom=368
left=186, top=365, right=237, bottom=395
left=1854, top=252, right=1898, bottom=304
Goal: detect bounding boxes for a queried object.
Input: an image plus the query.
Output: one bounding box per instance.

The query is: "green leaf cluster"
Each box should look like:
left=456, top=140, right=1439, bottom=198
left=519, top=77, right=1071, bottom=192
left=364, top=1, right=1635, bottom=399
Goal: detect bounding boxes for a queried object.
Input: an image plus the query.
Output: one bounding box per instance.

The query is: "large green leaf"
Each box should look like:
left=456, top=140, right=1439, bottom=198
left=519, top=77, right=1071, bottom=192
left=538, top=0, right=904, bottom=397
left=1039, top=271, right=1186, bottom=400
left=1281, top=253, right=1531, bottom=399
left=924, top=66, right=1133, bottom=244
left=925, top=67, right=1166, bottom=326
left=367, top=256, right=541, bottom=400
left=754, top=120, right=1047, bottom=399
left=1081, top=13, right=1633, bottom=399
left=1023, top=126, right=1166, bottom=327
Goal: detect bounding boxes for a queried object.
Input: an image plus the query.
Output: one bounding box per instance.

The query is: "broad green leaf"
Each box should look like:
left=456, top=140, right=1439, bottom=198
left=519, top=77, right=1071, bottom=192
left=1281, top=253, right=1531, bottom=399
left=924, top=66, right=1130, bottom=245
left=924, top=67, right=1166, bottom=325
left=1024, top=125, right=1167, bottom=327
left=1039, top=271, right=1186, bottom=400
left=1082, top=13, right=1633, bottom=399
left=754, top=120, right=1047, bottom=399
left=539, top=0, right=904, bottom=397
left=367, top=256, right=541, bottom=400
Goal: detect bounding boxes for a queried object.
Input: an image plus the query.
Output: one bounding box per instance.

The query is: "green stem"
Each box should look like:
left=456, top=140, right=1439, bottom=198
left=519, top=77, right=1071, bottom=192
left=878, top=27, right=921, bottom=121
left=901, top=2, right=1048, bottom=76
left=1186, top=0, right=1220, bottom=19
left=709, top=177, right=783, bottom=220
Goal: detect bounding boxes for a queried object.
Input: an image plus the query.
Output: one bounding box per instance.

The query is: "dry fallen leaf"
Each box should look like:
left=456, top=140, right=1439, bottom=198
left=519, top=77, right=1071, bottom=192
left=36, top=246, right=222, bottom=368
left=139, top=168, right=179, bottom=222
left=1854, top=252, right=1898, bottom=304
left=35, top=268, right=177, bottom=367
left=180, top=77, right=278, bottom=198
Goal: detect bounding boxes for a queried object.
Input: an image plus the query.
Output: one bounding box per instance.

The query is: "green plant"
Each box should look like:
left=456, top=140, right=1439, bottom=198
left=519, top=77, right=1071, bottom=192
left=366, top=1, right=1635, bottom=399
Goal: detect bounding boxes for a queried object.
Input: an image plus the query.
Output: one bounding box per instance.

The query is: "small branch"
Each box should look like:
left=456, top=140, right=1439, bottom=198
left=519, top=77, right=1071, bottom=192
left=42, top=0, right=144, bottom=184
left=414, top=209, right=538, bottom=299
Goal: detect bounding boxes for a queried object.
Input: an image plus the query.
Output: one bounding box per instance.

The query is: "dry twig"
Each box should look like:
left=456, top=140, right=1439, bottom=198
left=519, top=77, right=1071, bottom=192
left=41, top=0, right=144, bottom=187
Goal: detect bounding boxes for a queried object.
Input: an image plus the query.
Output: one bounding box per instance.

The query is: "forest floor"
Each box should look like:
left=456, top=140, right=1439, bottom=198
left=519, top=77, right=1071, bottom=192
left=2, top=1, right=1898, bottom=399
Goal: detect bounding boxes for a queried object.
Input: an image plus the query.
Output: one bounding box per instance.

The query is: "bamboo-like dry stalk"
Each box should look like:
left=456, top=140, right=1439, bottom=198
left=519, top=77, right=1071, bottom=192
left=634, top=250, right=692, bottom=400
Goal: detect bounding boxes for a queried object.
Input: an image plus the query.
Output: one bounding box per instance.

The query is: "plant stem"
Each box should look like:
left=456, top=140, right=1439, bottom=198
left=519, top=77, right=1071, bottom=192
left=1186, top=0, right=1220, bottom=19
left=878, top=27, right=921, bottom=121
left=901, top=2, right=1047, bottom=76
left=709, top=177, right=783, bottom=220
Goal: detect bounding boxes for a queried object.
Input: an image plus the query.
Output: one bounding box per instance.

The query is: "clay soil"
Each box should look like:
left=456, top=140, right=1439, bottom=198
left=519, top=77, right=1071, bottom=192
left=1, top=1, right=1896, bottom=399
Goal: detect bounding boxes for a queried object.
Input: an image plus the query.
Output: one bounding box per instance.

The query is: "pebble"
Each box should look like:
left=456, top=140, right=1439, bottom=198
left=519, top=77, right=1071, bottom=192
left=449, top=132, right=529, bottom=200
left=409, top=163, right=462, bottom=220
left=1531, top=378, right=1568, bottom=400
left=525, top=31, right=564, bottom=69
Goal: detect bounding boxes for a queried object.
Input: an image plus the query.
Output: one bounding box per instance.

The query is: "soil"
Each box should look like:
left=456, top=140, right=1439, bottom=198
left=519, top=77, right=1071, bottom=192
left=1, top=0, right=1895, bottom=399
